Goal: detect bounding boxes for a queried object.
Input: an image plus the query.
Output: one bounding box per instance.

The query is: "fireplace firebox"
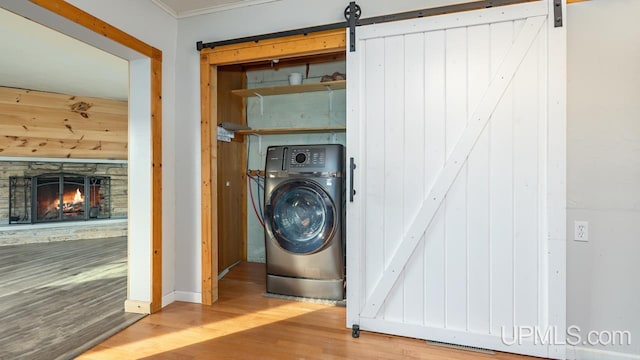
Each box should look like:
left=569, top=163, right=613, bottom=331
left=9, top=173, right=111, bottom=224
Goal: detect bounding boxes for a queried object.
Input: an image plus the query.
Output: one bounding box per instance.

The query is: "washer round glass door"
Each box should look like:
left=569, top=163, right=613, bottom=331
left=266, top=179, right=336, bottom=254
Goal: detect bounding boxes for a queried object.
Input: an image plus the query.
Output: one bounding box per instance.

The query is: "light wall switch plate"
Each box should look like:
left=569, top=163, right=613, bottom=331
left=574, top=221, right=589, bottom=242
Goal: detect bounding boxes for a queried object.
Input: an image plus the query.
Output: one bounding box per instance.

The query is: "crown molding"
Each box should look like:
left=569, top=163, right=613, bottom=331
left=150, top=0, right=179, bottom=18
left=151, top=0, right=281, bottom=19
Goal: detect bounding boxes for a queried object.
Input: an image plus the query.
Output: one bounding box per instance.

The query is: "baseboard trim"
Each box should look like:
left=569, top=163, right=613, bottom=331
left=124, top=299, right=151, bottom=314
left=175, top=291, right=201, bottom=304
left=568, top=346, right=640, bottom=360
left=161, top=291, right=201, bottom=307
left=162, top=292, right=176, bottom=307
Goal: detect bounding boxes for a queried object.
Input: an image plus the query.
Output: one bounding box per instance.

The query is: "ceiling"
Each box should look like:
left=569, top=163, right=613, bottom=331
left=151, top=0, right=281, bottom=18
left=0, top=7, right=129, bottom=101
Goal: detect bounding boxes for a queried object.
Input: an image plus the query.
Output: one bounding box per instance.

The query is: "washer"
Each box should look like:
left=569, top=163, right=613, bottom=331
left=264, top=144, right=345, bottom=300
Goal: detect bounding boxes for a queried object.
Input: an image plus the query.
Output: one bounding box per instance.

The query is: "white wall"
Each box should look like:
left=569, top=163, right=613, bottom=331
left=173, top=0, right=472, bottom=304
left=64, top=0, right=178, bottom=305
left=567, top=0, right=640, bottom=357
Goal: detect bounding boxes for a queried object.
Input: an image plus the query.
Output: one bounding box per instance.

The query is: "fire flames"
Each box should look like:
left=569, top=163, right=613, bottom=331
left=55, top=188, right=85, bottom=213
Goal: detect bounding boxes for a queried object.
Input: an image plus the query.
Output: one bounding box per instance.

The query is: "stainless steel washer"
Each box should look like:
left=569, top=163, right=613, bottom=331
left=264, top=144, right=345, bottom=300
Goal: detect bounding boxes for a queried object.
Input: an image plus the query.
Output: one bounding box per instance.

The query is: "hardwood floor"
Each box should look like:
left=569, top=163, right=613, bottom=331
left=81, top=262, right=540, bottom=360
left=0, top=237, right=144, bottom=360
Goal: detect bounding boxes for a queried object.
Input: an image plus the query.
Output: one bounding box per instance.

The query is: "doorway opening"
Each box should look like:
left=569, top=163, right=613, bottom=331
left=2, top=0, right=162, bottom=316
left=200, top=29, right=347, bottom=304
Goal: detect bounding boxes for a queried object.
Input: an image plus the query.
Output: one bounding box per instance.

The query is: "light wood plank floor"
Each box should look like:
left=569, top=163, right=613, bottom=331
left=80, top=262, right=540, bottom=360
left=0, top=237, right=144, bottom=360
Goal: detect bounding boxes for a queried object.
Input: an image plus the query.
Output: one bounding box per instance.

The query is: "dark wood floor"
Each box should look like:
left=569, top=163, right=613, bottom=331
left=0, top=237, right=144, bottom=360
left=80, top=262, right=539, bottom=360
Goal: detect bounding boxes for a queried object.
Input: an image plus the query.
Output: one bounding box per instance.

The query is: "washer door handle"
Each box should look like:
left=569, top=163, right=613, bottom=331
left=349, top=157, right=357, bottom=202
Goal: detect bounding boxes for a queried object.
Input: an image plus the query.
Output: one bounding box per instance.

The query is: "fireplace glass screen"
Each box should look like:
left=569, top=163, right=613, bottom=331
left=9, top=173, right=110, bottom=224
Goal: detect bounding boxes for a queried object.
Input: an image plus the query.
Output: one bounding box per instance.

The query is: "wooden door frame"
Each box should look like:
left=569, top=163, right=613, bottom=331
left=30, top=0, right=164, bottom=313
left=199, top=29, right=346, bottom=304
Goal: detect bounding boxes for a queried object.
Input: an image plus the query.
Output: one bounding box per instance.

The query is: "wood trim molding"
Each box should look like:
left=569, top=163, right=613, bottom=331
left=199, top=29, right=346, bottom=304
left=30, top=0, right=164, bottom=313
left=30, top=0, right=161, bottom=61
left=151, top=57, right=163, bottom=313
left=201, top=29, right=346, bottom=66
left=200, top=54, right=214, bottom=305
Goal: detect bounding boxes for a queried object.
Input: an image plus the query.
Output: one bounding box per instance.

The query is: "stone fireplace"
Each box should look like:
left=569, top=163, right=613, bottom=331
left=0, top=161, right=128, bottom=245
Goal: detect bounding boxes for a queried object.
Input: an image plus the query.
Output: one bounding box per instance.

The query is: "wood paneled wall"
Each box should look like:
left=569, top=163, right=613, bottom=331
left=0, top=86, right=127, bottom=160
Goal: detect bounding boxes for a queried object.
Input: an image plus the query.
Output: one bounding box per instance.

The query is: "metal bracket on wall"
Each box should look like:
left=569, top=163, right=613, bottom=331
left=554, top=0, right=563, bottom=28
left=254, top=93, right=264, bottom=116
left=257, top=134, right=262, bottom=156
left=247, top=134, right=264, bottom=156
left=344, top=2, right=361, bottom=52
left=326, top=86, right=334, bottom=113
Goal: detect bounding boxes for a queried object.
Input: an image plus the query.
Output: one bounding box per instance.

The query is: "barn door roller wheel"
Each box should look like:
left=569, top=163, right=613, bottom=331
left=343, top=3, right=361, bottom=21
left=344, top=2, right=361, bottom=52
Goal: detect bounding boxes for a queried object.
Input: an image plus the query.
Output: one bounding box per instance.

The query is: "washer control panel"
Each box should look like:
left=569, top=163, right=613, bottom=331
left=290, top=148, right=326, bottom=168
left=265, top=144, right=343, bottom=174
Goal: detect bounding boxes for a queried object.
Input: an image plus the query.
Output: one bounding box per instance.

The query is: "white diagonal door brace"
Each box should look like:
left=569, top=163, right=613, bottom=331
left=360, top=15, right=546, bottom=319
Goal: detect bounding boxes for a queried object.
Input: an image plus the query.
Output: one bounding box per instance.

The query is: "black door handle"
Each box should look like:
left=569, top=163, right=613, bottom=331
left=349, top=157, right=356, bottom=202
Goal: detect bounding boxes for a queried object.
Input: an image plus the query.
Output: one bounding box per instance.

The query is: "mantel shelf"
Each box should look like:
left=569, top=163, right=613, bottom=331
left=231, top=80, right=346, bottom=97
left=235, top=126, right=346, bottom=135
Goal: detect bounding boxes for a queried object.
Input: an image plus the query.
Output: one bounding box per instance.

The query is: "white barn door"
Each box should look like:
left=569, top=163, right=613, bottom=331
left=346, top=1, right=566, bottom=358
